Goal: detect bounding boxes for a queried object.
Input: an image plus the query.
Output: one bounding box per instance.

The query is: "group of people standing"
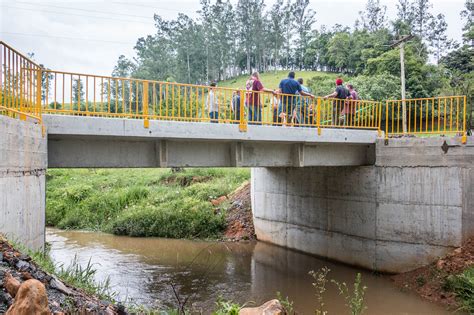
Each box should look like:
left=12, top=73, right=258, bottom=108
left=206, top=71, right=359, bottom=126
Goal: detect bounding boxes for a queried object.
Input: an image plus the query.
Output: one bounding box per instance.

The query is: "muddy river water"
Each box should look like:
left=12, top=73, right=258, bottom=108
left=47, top=228, right=451, bottom=314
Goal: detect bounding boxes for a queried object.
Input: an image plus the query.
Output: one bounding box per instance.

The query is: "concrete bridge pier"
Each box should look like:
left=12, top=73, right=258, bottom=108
left=251, top=138, right=474, bottom=273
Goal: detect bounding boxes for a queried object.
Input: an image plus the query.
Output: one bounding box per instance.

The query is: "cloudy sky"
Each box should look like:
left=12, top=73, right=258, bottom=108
left=0, top=0, right=466, bottom=75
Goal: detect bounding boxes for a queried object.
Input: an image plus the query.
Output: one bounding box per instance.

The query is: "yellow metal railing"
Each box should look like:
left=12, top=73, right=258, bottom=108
left=385, top=96, right=467, bottom=142
left=1, top=41, right=468, bottom=142
left=0, top=41, right=42, bottom=123
left=24, top=68, right=383, bottom=132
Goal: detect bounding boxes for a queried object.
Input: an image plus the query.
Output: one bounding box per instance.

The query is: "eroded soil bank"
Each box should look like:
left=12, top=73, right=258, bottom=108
left=392, top=238, right=474, bottom=312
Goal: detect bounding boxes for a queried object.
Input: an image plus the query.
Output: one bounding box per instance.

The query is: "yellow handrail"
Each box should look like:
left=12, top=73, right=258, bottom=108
left=0, top=41, right=468, bottom=142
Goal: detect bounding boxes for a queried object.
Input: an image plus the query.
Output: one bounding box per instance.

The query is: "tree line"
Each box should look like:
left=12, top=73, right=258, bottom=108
left=111, top=0, right=472, bottom=102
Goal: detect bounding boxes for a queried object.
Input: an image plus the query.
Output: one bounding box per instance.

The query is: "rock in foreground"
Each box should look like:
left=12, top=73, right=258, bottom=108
left=239, top=299, right=285, bottom=315
left=6, top=279, right=51, bottom=315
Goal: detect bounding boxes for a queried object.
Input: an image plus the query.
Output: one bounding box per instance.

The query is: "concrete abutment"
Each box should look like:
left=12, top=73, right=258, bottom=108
left=252, top=137, right=474, bottom=273
left=0, top=116, right=47, bottom=251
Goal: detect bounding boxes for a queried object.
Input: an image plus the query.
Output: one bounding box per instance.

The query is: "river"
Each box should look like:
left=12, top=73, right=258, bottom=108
left=46, top=228, right=451, bottom=314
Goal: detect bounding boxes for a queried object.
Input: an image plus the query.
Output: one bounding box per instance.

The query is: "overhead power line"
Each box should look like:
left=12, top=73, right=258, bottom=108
left=1, top=32, right=133, bottom=45
left=112, top=1, right=196, bottom=14
left=14, top=1, right=153, bottom=20
left=2, top=5, right=155, bottom=25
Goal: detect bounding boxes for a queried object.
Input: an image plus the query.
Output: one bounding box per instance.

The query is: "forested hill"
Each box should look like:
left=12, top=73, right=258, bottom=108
left=112, top=0, right=472, bottom=103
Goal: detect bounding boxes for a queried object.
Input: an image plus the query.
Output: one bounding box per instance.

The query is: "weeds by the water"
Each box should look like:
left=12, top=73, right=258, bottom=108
left=331, top=273, right=367, bottom=315
left=212, top=296, right=245, bottom=315
left=445, top=267, right=474, bottom=313
left=9, top=240, right=116, bottom=306
left=56, top=255, right=116, bottom=301
left=309, top=267, right=368, bottom=315
left=276, top=291, right=295, bottom=314
left=309, top=267, right=331, bottom=315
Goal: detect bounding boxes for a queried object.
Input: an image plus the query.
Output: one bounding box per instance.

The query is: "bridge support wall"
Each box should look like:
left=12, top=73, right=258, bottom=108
left=252, top=137, right=474, bottom=273
left=0, top=116, right=47, bottom=251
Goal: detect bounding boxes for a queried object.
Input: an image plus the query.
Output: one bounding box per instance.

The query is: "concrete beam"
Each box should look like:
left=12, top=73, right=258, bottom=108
left=47, top=136, right=375, bottom=168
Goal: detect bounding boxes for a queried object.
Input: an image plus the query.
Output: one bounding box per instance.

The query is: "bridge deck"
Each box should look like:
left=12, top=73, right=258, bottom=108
left=44, top=115, right=377, bottom=168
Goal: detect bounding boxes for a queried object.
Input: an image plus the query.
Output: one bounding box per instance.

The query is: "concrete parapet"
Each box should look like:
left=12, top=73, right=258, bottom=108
left=0, top=116, right=46, bottom=251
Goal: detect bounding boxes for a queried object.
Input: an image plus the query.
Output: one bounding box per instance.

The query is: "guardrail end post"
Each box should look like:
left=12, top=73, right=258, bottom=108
left=20, top=114, right=26, bottom=121
left=144, top=119, right=149, bottom=129
left=462, top=133, right=467, bottom=144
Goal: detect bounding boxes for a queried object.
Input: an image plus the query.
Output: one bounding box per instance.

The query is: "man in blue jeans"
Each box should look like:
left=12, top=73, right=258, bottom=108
left=276, top=72, right=314, bottom=124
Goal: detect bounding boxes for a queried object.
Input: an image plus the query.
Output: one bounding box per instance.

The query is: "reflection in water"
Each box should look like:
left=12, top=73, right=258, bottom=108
left=47, top=228, right=450, bottom=314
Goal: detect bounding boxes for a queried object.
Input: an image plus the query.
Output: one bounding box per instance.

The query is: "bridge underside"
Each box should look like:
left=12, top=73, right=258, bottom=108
left=44, top=115, right=377, bottom=168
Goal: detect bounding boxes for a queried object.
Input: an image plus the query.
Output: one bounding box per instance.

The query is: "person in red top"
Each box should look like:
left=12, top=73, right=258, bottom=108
left=247, top=71, right=274, bottom=124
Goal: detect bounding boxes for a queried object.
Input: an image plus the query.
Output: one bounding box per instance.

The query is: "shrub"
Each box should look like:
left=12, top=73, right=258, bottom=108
left=46, top=168, right=249, bottom=239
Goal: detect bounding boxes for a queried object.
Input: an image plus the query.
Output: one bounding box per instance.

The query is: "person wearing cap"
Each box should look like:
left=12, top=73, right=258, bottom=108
left=324, top=78, right=348, bottom=125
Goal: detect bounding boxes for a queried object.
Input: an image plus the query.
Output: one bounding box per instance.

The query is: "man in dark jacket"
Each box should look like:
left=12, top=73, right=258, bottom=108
left=324, top=78, right=348, bottom=125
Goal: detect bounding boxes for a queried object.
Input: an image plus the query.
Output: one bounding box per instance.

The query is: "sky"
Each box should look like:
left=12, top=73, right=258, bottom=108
left=0, top=0, right=467, bottom=75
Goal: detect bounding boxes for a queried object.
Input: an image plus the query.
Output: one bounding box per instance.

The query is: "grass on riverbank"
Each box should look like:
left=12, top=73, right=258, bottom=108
left=8, top=239, right=116, bottom=302
left=46, top=168, right=250, bottom=238
left=445, top=267, right=474, bottom=313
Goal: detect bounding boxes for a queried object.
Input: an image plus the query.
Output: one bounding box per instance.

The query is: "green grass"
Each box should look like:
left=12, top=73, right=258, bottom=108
left=218, top=70, right=335, bottom=90
left=46, top=168, right=250, bottom=238
left=445, top=267, right=474, bottom=313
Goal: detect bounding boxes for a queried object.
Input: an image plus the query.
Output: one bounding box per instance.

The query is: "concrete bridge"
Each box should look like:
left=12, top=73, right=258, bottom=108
left=1, top=41, right=473, bottom=273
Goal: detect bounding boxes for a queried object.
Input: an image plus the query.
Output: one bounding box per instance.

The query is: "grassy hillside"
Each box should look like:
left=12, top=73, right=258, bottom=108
left=218, top=70, right=336, bottom=90
left=46, top=168, right=250, bottom=238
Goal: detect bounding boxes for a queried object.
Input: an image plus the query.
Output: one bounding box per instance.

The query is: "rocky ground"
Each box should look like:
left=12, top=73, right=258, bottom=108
left=0, top=236, right=123, bottom=314
left=219, top=181, right=256, bottom=241
left=391, top=238, right=474, bottom=310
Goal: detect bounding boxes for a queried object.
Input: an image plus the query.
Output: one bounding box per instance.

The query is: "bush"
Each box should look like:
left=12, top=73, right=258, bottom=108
left=46, top=168, right=249, bottom=238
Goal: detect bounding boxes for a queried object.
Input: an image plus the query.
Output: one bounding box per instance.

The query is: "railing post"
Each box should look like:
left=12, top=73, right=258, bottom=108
left=385, top=100, right=389, bottom=141
left=239, top=89, right=247, bottom=132
left=317, top=97, right=321, bottom=135
left=35, top=68, right=42, bottom=118
left=462, top=95, right=467, bottom=144
left=377, top=101, right=382, bottom=137
left=143, top=81, right=149, bottom=128
left=19, top=68, right=26, bottom=121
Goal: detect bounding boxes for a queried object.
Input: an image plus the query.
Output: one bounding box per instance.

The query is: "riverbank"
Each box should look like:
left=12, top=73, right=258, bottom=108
left=392, top=238, right=474, bottom=313
left=0, top=235, right=119, bottom=314
left=46, top=168, right=250, bottom=239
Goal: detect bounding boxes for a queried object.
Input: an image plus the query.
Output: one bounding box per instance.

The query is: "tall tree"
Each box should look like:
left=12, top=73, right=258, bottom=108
left=359, top=0, right=387, bottom=32
left=396, top=0, right=415, bottom=25
left=293, top=0, right=316, bottom=70
left=460, top=0, right=474, bottom=45
left=428, top=14, right=454, bottom=64
left=411, top=0, right=433, bottom=37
